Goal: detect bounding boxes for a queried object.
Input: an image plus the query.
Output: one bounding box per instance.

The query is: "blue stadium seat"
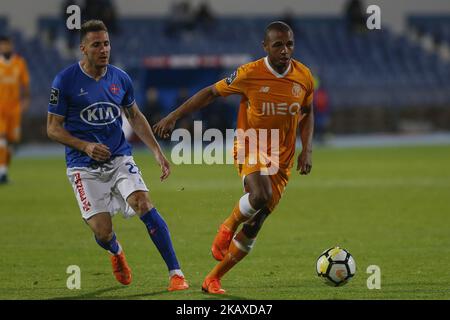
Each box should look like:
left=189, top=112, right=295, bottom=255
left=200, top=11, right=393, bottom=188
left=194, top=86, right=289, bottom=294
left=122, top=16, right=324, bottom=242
left=6, top=14, right=446, bottom=114
left=0, top=16, right=9, bottom=34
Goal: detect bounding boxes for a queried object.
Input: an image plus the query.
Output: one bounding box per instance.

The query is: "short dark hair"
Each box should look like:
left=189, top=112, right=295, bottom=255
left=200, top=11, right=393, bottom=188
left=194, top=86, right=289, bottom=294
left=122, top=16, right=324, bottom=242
left=264, top=21, right=293, bottom=41
left=0, top=35, right=11, bottom=42
left=80, top=20, right=108, bottom=43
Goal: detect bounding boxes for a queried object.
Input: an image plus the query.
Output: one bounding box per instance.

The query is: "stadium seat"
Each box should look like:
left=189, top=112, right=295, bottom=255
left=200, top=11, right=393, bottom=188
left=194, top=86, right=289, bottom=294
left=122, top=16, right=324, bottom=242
left=8, top=14, right=448, bottom=116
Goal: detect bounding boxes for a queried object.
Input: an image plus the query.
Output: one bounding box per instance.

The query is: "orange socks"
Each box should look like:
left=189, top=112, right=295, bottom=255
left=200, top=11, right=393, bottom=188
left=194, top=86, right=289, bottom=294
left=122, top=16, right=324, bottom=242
left=223, top=193, right=260, bottom=232
left=208, top=194, right=261, bottom=280
left=223, top=202, right=248, bottom=232
left=207, top=238, right=248, bottom=279
left=207, top=230, right=255, bottom=279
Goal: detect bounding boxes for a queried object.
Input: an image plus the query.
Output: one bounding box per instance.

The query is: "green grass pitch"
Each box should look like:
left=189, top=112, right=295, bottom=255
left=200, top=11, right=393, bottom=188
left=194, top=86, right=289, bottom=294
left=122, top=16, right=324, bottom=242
left=1, top=144, right=449, bottom=300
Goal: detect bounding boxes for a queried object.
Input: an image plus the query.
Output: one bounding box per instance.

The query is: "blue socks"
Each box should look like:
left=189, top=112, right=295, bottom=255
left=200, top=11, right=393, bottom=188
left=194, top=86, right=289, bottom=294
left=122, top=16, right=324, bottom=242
left=93, top=209, right=182, bottom=274
left=140, top=207, right=180, bottom=271
left=95, top=232, right=121, bottom=255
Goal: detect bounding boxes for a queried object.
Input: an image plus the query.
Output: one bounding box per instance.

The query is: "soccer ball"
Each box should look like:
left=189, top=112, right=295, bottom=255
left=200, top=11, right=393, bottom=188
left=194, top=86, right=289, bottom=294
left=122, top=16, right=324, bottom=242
left=316, top=246, right=356, bottom=287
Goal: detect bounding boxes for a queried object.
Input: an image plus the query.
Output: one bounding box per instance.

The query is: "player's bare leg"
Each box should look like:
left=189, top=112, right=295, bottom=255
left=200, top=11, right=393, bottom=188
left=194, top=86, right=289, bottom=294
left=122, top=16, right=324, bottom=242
left=127, top=190, right=189, bottom=291
left=211, top=171, right=272, bottom=261
left=86, top=212, right=132, bottom=285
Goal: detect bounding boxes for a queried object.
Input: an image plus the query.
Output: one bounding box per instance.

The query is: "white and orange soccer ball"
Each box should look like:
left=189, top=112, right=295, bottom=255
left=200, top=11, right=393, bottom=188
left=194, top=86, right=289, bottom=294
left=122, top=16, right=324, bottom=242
left=316, top=246, right=356, bottom=286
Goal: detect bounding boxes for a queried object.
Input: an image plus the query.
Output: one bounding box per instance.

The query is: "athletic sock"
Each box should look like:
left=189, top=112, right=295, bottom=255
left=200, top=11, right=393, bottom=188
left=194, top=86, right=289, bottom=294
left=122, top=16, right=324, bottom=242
left=207, top=232, right=252, bottom=279
left=140, top=207, right=180, bottom=272
left=223, top=203, right=244, bottom=231
left=95, top=232, right=121, bottom=255
left=224, top=194, right=259, bottom=232
left=169, top=269, right=184, bottom=278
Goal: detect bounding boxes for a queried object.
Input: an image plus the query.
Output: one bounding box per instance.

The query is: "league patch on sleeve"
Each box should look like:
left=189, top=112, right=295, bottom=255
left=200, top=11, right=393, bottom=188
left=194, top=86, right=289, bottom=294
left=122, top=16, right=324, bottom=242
left=49, top=87, right=59, bottom=105
left=225, top=70, right=237, bottom=85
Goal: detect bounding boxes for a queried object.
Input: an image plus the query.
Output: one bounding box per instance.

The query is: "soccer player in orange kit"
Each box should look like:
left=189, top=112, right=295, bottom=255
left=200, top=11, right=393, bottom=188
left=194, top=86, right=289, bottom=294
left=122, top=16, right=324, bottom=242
left=154, top=21, right=314, bottom=294
left=0, top=35, right=30, bottom=184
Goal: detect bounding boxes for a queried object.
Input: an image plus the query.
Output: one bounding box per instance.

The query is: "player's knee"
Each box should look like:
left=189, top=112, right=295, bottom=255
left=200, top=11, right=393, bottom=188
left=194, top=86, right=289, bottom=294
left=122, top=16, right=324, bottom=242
left=128, top=192, right=153, bottom=215
left=137, top=199, right=153, bottom=215
left=95, top=230, right=114, bottom=243
left=249, top=188, right=272, bottom=209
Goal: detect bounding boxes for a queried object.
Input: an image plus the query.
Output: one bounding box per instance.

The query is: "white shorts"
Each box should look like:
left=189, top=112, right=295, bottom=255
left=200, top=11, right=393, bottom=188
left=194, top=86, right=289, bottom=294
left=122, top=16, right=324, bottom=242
left=67, top=155, right=149, bottom=220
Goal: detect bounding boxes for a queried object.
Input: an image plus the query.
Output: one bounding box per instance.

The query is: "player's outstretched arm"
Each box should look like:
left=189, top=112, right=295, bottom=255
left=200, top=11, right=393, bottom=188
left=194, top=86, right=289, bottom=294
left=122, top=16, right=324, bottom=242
left=297, top=104, right=314, bottom=175
left=123, top=104, right=170, bottom=181
left=47, top=113, right=111, bottom=162
left=153, top=85, right=220, bottom=138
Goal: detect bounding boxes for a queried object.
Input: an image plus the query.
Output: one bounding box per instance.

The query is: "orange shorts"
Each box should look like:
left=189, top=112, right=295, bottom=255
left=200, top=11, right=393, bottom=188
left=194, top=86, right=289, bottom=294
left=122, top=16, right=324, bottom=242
left=235, top=155, right=290, bottom=213
left=0, top=106, right=22, bottom=142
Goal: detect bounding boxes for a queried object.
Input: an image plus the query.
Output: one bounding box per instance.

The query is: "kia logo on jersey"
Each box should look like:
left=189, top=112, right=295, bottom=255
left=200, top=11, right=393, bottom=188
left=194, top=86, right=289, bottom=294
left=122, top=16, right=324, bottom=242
left=80, top=102, right=121, bottom=125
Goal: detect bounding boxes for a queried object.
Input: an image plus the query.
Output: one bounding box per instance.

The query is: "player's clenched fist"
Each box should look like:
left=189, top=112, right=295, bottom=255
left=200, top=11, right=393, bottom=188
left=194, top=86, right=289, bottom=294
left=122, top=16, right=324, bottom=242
left=83, top=142, right=111, bottom=162
left=153, top=115, right=176, bottom=139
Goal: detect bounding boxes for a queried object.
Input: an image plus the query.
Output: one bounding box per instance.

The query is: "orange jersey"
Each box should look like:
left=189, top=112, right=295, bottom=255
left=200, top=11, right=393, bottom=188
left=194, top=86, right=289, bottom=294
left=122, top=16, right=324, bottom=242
left=0, top=54, right=30, bottom=109
left=214, top=57, right=314, bottom=171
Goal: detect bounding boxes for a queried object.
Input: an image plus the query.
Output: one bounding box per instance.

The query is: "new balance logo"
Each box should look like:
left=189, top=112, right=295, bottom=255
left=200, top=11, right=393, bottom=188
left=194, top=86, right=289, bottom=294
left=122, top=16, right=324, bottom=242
left=259, top=86, right=270, bottom=93
left=262, top=102, right=301, bottom=116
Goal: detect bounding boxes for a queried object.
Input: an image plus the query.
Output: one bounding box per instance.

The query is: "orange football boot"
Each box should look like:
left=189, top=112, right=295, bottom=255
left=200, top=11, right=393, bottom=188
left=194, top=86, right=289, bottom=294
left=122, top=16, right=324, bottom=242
left=202, top=277, right=226, bottom=294
left=211, top=224, right=234, bottom=261
left=168, top=274, right=189, bottom=291
left=110, top=251, right=132, bottom=285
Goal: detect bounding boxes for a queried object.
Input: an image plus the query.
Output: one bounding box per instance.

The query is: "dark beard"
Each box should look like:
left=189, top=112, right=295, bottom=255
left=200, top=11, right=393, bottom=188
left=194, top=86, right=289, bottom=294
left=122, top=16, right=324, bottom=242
left=2, top=52, right=12, bottom=60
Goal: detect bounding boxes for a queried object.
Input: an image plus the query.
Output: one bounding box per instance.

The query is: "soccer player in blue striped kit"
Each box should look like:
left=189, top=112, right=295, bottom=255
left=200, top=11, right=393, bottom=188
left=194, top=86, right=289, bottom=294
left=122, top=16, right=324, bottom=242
left=46, top=20, right=189, bottom=291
